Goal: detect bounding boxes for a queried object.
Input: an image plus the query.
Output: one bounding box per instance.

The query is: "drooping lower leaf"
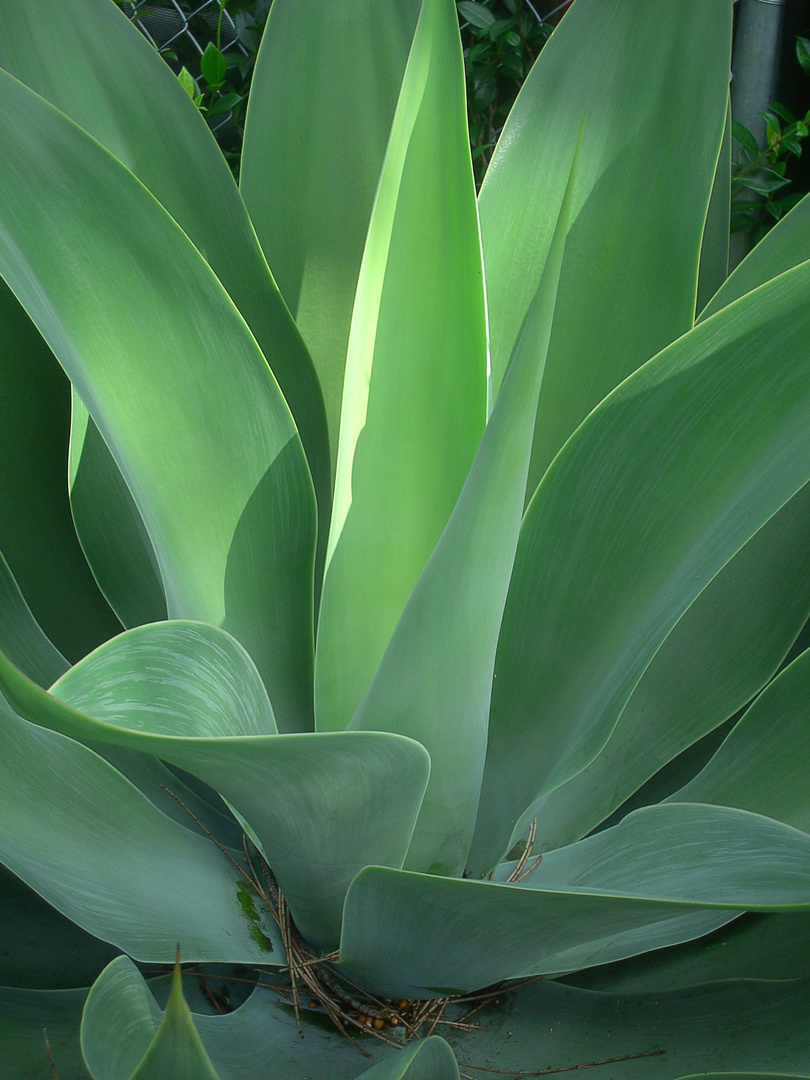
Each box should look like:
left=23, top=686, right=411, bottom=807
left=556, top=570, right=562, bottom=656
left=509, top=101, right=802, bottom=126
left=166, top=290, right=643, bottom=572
left=0, top=625, right=429, bottom=951
left=0, top=705, right=281, bottom=964
left=341, top=803, right=810, bottom=998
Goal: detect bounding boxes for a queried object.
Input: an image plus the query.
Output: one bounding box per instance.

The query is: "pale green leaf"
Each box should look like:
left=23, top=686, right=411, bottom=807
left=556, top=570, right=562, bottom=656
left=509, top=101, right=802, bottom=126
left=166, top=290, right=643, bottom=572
left=315, top=0, right=487, bottom=734
left=241, top=0, right=421, bottom=471
left=348, top=123, right=580, bottom=875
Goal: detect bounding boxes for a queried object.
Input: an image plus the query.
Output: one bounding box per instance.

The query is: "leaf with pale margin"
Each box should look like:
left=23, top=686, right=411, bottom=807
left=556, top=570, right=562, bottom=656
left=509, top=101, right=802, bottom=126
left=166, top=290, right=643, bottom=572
left=0, top=0, right=331, bottom=543
left=242, top=0, right=420, bottom=471
left=0, top=623, right=429, bottom=951
left=472, top=254, right=810, bottom=872
left=479, top=0, right=731, bottom=495
left=315, top=0, right=487, bottom=736
left=0, top=69, right=316, bottom=731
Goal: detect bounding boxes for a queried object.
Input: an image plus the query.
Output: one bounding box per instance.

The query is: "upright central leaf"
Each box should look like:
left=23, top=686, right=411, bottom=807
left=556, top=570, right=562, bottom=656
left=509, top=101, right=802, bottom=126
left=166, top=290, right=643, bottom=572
left=314, top=0, right=487, bottom=732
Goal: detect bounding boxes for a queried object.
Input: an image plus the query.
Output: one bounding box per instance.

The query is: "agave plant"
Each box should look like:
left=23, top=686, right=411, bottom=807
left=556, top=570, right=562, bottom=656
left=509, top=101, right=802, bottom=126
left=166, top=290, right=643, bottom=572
left=2, top=0, right=810, bottom=1076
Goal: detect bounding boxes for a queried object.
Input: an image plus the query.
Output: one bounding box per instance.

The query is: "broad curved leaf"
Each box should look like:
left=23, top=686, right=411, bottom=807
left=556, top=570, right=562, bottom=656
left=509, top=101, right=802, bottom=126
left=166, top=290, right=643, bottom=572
left=522, top=481, right=810, bottom=854
left=479, top=0, right=731, bottom=494
left=0, top=624, right=430, bottom=951
left=471, top=254, right=810, bottom=872
left=0, top=0, right=331, bottom=543
left=315, top=0, right=487, bottom=735
left=0, top=69, right=316, bottom=731
left=0, top=705, right=281, bottom=964
left=82, top=958, right=161, bottom=1080
left=341, top=804, right=810, bottom=997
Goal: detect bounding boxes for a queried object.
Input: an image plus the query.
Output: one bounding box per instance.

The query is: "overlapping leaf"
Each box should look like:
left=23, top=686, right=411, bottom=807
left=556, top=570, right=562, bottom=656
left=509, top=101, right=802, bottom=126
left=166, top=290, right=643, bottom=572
left=522, top=481, right=810, bottom=853
left=315, top=0, right=487, bottom=736
left=0, top=69, right=316, bottom=731
left=0, top=282, right=121, bottom=662
left=342, top=803, right=810, bottom=997
left=348, top=120, right=580, bottom=875
left=471, top=254, right=810, bottom=872
left=0, top=622, right=429, bottom=950
left=242, top=0, right=421, bottom=468
left=0, top=0, right=331, bottom=546
left=479, top=0, right=731, bottom=495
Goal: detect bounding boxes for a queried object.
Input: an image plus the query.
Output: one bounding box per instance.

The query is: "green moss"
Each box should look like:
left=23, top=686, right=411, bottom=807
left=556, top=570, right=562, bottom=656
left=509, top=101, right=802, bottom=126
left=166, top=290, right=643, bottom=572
left=236, top=882, right=273, bottom=953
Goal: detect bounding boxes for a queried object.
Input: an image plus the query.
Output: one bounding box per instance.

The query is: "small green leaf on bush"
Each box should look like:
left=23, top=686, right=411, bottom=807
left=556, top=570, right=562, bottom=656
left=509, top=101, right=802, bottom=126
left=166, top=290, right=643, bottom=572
left=208, top=93, right=242, bottom=119
left=797, top=35, right=810, bottom=76
left=458, top=1, right=496, bottom=29
left=177, top=66, right=198, bottom=100
left=201, top=42, right=226, bottom=88
left=732, top=120, right=760, bottom=154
